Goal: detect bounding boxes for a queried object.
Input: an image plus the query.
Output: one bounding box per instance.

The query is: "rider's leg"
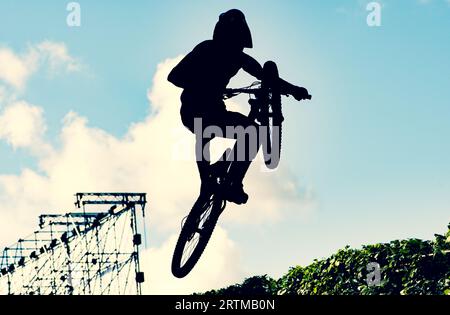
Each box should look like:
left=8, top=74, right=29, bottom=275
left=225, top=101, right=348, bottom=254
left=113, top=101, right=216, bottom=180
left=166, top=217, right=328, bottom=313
left=180, top=105, right=215, bottom=196
left=187, top=109, right=260, bottom=204
left=221, top=111, right=261, bottom=180
left=218, top=111, right=262, bottom=204
left=196, top=134, right=214, bottom=195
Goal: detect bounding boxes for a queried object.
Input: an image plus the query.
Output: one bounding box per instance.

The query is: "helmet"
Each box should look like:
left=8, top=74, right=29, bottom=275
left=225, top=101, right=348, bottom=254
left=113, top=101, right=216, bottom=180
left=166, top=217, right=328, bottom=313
left=213, top=9, right=253, bottom=49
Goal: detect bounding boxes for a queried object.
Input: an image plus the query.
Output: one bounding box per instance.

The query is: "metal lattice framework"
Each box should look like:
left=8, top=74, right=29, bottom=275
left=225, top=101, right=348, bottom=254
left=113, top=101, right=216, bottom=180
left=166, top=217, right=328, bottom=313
left=0, top=193, right=147, bottom=295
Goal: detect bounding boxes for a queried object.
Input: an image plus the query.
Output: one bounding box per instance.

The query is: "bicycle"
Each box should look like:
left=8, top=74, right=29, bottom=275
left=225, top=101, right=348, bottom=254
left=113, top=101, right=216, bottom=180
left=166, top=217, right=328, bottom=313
left=171, top=61, right=311, bottom=278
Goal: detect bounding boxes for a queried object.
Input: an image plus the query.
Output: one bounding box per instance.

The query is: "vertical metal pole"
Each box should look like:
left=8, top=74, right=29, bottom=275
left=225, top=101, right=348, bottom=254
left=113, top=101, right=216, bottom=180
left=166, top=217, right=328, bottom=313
left=131, top=203, right=143, bottom=295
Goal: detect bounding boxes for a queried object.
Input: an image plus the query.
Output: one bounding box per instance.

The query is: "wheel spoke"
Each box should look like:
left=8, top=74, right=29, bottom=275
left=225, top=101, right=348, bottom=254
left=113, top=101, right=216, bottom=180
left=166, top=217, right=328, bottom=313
left=179, top=203, right=213, bottom=268
left=173, top=194, right=223, bottom=277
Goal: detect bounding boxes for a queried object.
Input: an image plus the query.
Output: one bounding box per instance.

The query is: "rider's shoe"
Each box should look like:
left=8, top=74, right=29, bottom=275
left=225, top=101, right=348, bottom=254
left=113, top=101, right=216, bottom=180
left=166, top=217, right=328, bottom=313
left=223, top=182, right=248, bottom=205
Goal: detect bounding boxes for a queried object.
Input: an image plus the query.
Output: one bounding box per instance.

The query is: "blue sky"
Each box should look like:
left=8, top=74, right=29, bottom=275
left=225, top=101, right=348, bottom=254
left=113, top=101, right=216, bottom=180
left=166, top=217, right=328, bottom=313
left=1, top=0, right=450, bottom=284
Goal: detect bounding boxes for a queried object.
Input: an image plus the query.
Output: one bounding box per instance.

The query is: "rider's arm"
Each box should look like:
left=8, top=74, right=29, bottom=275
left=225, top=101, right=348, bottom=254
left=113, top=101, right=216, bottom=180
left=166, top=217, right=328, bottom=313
left=241, top=53, right=263, bottom=80
left=241, top=53, right=310, bottom=100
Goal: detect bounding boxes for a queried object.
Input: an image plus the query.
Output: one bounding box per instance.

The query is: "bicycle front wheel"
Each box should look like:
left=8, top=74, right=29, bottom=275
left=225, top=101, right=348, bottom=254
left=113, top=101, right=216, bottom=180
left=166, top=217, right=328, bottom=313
left=171, top=194, right=225, bottom=278
left=261, top=61, right=283, bottom=170
left=262, top=115, right=283, bottom=170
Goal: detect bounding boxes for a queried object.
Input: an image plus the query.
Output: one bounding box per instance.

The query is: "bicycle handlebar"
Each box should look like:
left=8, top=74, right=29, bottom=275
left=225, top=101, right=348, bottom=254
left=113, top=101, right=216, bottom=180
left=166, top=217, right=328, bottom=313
left=224, top=88, right=258, bottom=95
left=224, top=88, right=312, bottom=101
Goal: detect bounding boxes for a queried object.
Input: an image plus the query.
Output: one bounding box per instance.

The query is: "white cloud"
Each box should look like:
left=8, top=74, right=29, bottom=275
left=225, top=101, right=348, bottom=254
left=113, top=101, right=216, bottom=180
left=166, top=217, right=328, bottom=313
left=0, top=48, right=33, bottom=90
left=0, top=101, right=51, bottom=156
left=0, top=56, right=314, bottom=293
left=0, top=41, right=81, bottom=90
left=0, top=85, right=6, bottom=104
left=142, top=227, right=244, bottom=295
left=34, top=41, right=81, bottom=73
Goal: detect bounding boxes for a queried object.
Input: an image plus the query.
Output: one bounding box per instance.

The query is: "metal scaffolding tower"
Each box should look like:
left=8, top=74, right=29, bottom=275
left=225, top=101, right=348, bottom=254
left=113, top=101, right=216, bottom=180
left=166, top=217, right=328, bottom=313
left=0, top=192, right=147, bottom=295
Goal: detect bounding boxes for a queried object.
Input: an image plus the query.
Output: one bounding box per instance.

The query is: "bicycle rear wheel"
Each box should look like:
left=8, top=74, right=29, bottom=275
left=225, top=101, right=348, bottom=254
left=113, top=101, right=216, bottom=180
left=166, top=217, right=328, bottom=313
left=171, top=193, right=225, bottom=278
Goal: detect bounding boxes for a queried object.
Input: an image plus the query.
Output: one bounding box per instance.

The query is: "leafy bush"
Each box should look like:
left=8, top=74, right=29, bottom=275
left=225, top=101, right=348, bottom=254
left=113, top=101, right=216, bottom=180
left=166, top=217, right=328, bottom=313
left=201, top=275, right=278, bottom=295
left=201, top=224, right=450, bottom=295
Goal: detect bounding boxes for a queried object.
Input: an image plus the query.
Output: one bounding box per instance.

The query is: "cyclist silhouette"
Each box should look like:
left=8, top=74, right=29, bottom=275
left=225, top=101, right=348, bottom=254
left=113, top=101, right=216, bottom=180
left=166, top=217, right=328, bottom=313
left=168, top=9, right=309, bottom=205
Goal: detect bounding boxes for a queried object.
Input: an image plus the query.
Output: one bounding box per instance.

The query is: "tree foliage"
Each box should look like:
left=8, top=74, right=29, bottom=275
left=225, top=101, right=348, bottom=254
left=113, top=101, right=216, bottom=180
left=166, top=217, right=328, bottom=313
left=201, top=274, right=278, bottom=295
left=201, top=224, right=450, bottom=295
